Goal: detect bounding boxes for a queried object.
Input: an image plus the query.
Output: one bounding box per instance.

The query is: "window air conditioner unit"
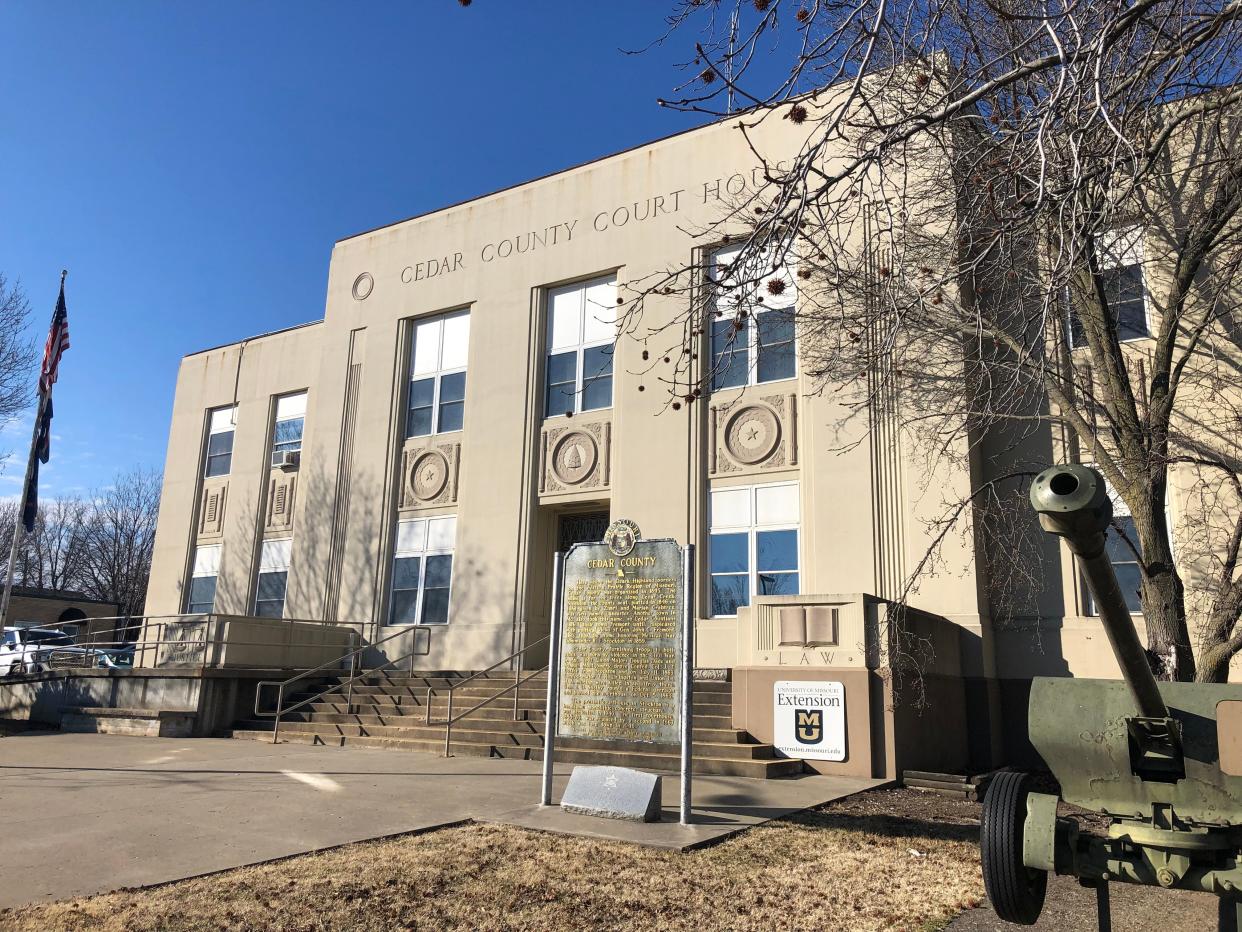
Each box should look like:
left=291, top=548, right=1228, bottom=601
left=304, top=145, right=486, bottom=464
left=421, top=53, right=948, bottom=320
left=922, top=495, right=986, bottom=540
left=277, top=451, right=300, bottom=470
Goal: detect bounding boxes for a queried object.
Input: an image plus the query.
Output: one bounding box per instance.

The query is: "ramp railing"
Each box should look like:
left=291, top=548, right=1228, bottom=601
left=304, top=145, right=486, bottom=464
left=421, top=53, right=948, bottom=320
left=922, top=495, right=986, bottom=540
left=0, top=613, right=363, bottom=678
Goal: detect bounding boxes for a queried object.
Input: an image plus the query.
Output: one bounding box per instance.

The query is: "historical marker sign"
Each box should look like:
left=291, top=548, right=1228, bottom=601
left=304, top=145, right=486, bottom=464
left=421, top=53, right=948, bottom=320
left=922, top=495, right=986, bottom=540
left=556, top=527, right=684, bottom=745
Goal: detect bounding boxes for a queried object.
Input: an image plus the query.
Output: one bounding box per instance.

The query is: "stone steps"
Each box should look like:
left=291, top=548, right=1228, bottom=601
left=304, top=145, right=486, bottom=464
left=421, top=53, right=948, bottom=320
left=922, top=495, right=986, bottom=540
left=235, top=719, right=762, bottom=756
left=539, top=745, right=802, bottom=779
left=61, top=707, right=196, bottom=739
left=230, top=670, right=800, bottom=779
left=285, top=691, right=732, bottom=716
left=289, top=701, right=735, bottom=731
left=226, top=728, right=801, bottom=778
left=327, top=672, right=731, bottom=690
left=304, top=688, right=732, bottom=709
left=300, top=677, right=732, bottom=698
left=267, top=711, right=749, bottom=743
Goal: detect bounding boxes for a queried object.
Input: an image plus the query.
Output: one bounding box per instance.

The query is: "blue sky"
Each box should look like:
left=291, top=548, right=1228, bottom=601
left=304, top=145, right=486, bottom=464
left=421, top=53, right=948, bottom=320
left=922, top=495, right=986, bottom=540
left=0, top=1, right=737, bottom=497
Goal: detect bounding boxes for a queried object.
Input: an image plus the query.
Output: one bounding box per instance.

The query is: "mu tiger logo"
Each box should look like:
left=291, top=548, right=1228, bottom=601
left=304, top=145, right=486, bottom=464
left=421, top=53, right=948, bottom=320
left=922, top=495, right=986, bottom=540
left=795, top=708, right=823, bottom=744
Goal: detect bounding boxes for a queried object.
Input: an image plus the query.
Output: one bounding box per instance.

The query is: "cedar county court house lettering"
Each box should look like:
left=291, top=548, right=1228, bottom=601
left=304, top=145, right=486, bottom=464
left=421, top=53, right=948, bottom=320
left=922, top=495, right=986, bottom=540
left=398, top=162, right=791, bottom=288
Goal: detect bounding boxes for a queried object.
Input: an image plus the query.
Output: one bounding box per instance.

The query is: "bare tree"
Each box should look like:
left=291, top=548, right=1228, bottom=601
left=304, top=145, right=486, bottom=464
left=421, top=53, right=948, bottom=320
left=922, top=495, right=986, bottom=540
left=0, top=469, right=160, bottom=617
left=0, top=274, right=33, bottom=445
left=78, top=469, right=162, bottom=616
left=0, top=496, right=91, bottom=592
left=625, top=1, right=1242, bottom=681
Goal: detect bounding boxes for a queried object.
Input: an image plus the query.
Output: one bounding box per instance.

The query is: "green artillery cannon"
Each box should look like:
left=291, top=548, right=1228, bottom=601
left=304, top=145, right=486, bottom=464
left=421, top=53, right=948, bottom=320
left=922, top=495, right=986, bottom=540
left=982, top=463, right=1242, bottom=930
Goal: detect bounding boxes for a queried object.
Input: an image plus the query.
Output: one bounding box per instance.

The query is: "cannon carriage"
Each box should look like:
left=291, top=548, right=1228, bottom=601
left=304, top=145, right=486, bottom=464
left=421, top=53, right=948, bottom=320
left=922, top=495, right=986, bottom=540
left=983, top=464, right=1242, bottom=930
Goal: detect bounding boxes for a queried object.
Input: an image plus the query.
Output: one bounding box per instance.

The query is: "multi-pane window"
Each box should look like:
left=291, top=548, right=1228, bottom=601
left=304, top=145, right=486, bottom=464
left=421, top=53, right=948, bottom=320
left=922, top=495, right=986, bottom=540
left=389, top=516, right=456, bottom=625
left=204, top=406, right=236, bottom=478
left=1084, top=480, right=1143, bottom=615
left=544, top=276, right=616, bottom=418
left=1068, top=225, right=1148, bottom=348
left=186, top=544, right=221, bottom=614
left=254, top=538, right=292, bottom=618
left=407, top=311, right=470, bottom=437
left=711, top=246, right=797, bottom=390
left=708, top=482, right=800, bottom=617
left=271, top=393, right=307, bottom=467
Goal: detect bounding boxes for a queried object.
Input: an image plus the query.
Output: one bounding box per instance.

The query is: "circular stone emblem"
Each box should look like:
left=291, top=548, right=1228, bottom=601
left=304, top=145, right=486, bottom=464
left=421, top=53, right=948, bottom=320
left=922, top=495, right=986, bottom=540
left=723, top=404, right=782, bottom=465
left=551, top=430, right=598, bottom=486
left=409, top=450, right=449, bottom=502
left=605, top=518, right=641, bottom=557
left=351, top=272, right=374, bottom=301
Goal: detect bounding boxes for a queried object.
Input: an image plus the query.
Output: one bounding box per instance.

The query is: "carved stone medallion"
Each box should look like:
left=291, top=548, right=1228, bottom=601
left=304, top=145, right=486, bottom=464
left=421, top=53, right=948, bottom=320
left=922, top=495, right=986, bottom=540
left=410, top=450, right=450, bottom=502
left=723, top=404, right=782, bottom=465
left=351, top=272, right=374, bottom=301
left=710, top=393, right=797, bottom=475
left=540, top=418, right=611, bottom=496
left=399, top=441, right=460, bottom=510
left=551, top=430, right=598, bottom=486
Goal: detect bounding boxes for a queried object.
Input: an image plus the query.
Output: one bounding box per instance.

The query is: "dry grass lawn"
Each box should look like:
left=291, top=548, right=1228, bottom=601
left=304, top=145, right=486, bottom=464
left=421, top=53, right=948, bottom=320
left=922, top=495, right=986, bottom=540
left=0, top=791, right=983, bottom=932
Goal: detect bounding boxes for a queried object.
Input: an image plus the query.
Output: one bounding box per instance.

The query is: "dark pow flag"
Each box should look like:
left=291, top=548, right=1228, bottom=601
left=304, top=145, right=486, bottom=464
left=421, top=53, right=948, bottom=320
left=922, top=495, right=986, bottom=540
left=20, top=398, right=53, bottom=532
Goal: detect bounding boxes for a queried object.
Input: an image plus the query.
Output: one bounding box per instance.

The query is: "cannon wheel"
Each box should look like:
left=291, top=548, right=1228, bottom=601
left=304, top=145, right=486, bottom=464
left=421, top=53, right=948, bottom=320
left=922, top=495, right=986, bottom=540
left=982, top=770, right=1047, bottom=925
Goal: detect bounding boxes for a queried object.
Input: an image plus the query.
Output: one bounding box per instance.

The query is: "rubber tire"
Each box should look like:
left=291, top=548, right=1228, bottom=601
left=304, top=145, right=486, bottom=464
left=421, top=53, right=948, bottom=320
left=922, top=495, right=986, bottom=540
left=981, top=770, right=1047, bottom=925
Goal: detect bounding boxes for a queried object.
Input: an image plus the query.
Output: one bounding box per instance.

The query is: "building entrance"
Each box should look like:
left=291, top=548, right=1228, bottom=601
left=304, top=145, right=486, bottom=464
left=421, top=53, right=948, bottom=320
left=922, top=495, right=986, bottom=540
left=557, top=511, right=610, bottom=552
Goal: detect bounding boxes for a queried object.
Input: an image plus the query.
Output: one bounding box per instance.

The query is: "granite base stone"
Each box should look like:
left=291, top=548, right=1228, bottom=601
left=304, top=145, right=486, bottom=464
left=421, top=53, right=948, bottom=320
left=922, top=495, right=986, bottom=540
left=559, top=765, right=662, bottom=822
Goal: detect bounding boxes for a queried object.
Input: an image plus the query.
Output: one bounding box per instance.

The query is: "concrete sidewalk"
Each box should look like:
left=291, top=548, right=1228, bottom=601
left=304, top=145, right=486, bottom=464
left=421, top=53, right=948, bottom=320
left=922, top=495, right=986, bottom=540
left=0, top=731, right=881, bottom=908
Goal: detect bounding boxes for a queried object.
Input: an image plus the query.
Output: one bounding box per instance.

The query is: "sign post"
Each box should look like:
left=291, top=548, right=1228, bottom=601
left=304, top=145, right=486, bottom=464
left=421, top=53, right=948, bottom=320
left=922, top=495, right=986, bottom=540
left=540, top=551, right=566, bottom=807
left=679, top=543, right=695, bottom=825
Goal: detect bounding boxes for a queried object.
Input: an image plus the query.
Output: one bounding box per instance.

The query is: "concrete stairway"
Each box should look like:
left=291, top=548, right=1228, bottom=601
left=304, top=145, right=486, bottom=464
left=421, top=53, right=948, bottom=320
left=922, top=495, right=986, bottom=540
left=226, top=671, right=803, bottom=779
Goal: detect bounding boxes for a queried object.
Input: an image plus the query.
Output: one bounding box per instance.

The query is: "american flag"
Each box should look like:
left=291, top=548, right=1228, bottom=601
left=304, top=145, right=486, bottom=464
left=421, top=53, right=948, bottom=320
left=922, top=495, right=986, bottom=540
left=38, top=279, right=70, bottom=395
left=21, top=278, right=70, bottom=532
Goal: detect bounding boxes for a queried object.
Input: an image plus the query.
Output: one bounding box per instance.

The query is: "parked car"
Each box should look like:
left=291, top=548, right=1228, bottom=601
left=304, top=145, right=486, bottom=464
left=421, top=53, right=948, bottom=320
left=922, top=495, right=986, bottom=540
left=94, top=645, right=135, bottom=669
left=1, top=626, right=99, bottom=675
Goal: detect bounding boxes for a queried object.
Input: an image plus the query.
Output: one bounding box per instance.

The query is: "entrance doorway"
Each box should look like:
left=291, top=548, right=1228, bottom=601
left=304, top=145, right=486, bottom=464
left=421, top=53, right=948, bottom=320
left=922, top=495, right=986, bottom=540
left=557, top=511, right=610, bottom=552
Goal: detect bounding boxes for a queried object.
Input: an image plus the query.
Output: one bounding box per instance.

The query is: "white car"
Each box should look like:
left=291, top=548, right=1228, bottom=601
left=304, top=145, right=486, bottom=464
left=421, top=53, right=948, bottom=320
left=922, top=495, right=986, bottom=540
left=1, top=626, right=92, bottom=676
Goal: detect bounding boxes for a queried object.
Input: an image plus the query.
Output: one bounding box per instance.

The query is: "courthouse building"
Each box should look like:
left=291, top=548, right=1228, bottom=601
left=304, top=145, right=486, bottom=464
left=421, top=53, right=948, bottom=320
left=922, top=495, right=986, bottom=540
left=143, top=106, right=1216, bottom=769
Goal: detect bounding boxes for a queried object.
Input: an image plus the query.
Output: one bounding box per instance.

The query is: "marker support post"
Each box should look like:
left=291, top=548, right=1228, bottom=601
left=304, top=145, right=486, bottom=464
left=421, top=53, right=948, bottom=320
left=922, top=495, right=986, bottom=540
left=680, top=543, right=695, bottom=826
left=540, top=551, right=566, bottom=806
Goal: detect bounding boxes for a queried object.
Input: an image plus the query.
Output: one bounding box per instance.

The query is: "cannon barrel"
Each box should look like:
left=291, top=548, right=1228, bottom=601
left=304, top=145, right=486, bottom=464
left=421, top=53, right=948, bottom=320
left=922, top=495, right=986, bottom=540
left=1030, top=464, right=1169, bottom=721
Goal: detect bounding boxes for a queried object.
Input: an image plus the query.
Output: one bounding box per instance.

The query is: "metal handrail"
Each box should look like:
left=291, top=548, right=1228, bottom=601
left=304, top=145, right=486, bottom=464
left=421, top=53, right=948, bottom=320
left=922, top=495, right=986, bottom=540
left=439, top=665, right=549, bottom=757
left=424, top=634, right=550, bottom=725
left=255, top=625, right=432, bottom=744
left=3, top=613, right=368, bottom=673
left=424, top=634, right=551, bottom=757
left=1, top=626, right=364, bottom=679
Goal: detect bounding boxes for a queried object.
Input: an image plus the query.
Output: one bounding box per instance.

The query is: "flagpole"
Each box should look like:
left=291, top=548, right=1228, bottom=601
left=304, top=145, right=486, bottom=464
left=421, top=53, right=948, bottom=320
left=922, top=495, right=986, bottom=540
left=0, top=270, right=65, bottom=628
left=0, top=394, right=46, bottom=626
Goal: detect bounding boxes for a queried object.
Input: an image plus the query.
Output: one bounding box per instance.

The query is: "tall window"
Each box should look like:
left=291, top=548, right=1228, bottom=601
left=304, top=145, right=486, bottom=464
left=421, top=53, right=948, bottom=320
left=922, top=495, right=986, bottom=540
left=408, top=310, right=470, bottom=437
left=1068, top=225, right=1148, bottom=348
left=271, top=393, right=307, bottom=467
left=544, top=276, right=616, bottom=418
left=1085, top=480, right=1143, bottom=615
left=710, top=246, right=797, bottom=390
left=254, top=538, right=291, bottom=618
left=709, top=482, right=800, bottom=616
left=186, top=544, right=221, bottom=614
left=204, top=406, right=236, bottom=478
left=389, top=516, right=456, bottom=625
